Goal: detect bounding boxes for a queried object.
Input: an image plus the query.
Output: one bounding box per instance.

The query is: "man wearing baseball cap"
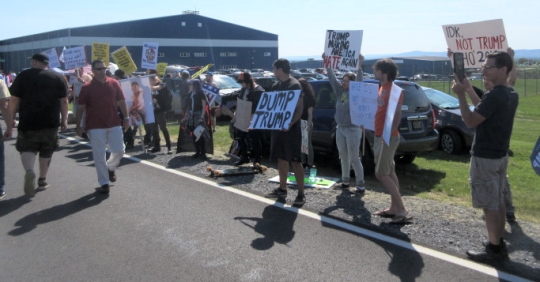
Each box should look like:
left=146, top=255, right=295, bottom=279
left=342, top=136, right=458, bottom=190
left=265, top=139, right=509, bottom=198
left=8, top=53, right=69, bottom=198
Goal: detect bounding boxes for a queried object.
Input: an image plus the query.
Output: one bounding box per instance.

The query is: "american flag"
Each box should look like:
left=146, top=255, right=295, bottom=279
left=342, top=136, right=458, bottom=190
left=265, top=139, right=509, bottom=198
left=202, top=83, right=221, bottom=105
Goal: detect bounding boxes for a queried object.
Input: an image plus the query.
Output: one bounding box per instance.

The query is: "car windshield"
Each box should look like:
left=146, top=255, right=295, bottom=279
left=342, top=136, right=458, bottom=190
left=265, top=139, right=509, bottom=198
left=423, top=88, right=459, bottom=109
left=212, top=75, right=242, bottom=90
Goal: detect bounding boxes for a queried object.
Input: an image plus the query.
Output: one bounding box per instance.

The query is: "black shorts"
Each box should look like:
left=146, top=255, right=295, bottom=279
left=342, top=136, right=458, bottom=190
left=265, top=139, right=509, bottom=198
left=270, top=121, right=301, bottom=163
left=16, top=128, right=59, bottom=158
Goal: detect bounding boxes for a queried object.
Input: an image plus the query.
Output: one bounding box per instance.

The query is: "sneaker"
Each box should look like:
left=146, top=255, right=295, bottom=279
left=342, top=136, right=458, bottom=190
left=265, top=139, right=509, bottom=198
left=466, top=243, right=508, bottom=262
left=293, top=194, right=306, bottom=205
left=24, top=170, right=36, bottom=198
left=483, top=239, right=508, bottom=256
left=37, top=178, right=50, bottom=190
left=265, top=188, right=287, bottom=198
left=108, top=170, right=117, bottom=183
left=336, top=182, right=349, bottom=189
left=97, top=184, right=110, bottom=194
left=150, top=147, right=161, bottom=153
left=354, top=186, right=366, bottom=194
left=0, top=187, right=5, bottom=199
left=167, top=148, right=172, bottom=155
left=191, top=152, right=200, bottom=158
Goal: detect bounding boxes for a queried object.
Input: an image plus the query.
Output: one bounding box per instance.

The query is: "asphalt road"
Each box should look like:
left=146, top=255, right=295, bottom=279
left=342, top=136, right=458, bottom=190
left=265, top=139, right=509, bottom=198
left=0, top=136, right=530, bottom=282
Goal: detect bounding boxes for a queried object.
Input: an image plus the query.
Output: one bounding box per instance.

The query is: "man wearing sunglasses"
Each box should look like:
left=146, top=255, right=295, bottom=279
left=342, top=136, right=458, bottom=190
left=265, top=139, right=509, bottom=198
left=452, top=51, right=518, bottom=263
left=8, top=53, right=69, bottom=198
left=76, top=60, right=130, bottom=194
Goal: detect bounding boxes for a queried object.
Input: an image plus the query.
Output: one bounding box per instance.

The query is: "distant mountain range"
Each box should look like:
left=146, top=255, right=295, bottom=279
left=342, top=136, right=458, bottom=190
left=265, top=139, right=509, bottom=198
left=285, top=49, right=540, bottom=61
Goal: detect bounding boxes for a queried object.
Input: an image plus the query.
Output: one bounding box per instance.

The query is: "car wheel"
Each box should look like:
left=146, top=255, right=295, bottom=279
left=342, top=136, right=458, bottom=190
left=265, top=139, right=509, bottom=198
left=440, top=130, right=463, bottom=154
left=394, top=153, right=416, bottom=164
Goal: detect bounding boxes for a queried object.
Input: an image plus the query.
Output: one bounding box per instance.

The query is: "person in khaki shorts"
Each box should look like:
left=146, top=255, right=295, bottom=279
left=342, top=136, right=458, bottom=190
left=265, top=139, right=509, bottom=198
left=371, top=58, right=410, bottom=224
left=0, top=80, right=14, bottom=199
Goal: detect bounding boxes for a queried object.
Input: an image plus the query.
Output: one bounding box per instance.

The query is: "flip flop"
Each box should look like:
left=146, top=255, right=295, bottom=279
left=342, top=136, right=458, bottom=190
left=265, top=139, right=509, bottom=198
left=374, top=210, right=396, bottom=218
left=390, top=214, right=413, bottom=224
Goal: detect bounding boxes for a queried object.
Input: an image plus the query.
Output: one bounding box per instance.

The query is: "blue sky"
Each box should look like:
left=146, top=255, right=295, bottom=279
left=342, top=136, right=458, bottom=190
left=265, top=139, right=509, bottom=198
left=2, top=0, right=539, bottom=58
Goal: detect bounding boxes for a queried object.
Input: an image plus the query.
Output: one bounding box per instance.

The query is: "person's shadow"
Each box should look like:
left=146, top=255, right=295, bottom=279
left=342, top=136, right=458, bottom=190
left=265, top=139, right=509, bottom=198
left=234, top=200, right=298, bottom=250
left=8, top=191, right=109, bottom=236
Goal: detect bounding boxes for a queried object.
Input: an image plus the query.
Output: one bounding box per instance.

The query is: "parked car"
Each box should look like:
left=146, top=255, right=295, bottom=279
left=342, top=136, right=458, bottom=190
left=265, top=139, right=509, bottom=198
left=310, top=79, right=439, bottom=174
left=421, top=87, right=475, bottom=154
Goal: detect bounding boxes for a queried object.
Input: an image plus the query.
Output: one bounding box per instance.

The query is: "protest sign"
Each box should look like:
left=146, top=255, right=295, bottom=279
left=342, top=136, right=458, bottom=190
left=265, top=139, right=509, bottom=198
left=63, top=46, right=87, bottom=70
left=41, top=48, right=61, bottom=69
left=111, top=46, right=137, bottom=74
left=92, top=42, right=110, bottom=66
left=156, top=62, right=167, bottom=77
left=382, top=83, right=403, bottom=145
left=250, top=90, right=300, bottom=130
left=531, top=136, right=540, bottom=176
left=301, top=120, right=308, bottom=154
left=349, top=81, right=379, bottom=130
left=442, top=19, right=508, bottom=68
left=234, top=99, right=252, bottom=132
left=202, top=83, right=220, bottom=106
left=141, top=42, right=159, bottom=69
left=191, top=64, right=214, bottom=79
left=323, top=30, right=363, bottom=71
left=120, top=76, right=155, bottom=126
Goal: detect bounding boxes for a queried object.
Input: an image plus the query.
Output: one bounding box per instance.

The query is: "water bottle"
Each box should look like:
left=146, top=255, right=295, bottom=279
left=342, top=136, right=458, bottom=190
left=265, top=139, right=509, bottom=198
left=309, top=166, right=317, bottom=183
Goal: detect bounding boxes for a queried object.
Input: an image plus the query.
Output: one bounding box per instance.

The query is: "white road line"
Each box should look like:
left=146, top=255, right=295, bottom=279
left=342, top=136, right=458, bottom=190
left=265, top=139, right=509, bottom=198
left=61, top=135, right=531, bottom=282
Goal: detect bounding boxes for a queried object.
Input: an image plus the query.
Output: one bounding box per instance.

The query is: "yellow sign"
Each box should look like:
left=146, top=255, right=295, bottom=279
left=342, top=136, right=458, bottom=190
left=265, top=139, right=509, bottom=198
left=156, top=62, right=168, bottom=77
left=92, top=42, right=110, bottom=66
left=111, top=46, right=137, bottom=74
left=191, top=64, right=214, bottom=79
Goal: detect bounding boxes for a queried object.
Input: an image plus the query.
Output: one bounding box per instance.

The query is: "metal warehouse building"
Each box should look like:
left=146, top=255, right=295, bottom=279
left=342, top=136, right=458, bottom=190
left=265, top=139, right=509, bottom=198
left=0, top=11, right=278, bottom=73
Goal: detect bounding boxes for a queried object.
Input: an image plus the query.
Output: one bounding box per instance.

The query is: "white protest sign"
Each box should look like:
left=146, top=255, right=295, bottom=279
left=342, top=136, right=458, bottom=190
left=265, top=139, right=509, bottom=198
left=323, top=30, right=363, bottom=71
left=120, top=76, right=155, bottom=126
left=63, top=46, right=87, bottom=70
left=382, top=83, right=402, bottom=146
left=349, top=81, right=379, bottom=130
left=141, top=42, right=159, bottom=69
left=234, top=98, right=252, bottom=132
left=250, top=90, right=301, bottom=130
left=41, top=48, right=61, bottom=69
left=442, top=19, right=508, bottom=68
left=531, top=136, right=540, bottom=176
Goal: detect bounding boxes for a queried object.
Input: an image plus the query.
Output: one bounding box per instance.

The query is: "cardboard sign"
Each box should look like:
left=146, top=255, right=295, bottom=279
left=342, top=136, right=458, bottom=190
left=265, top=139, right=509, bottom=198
left=323, top=30, right=363, bottom=71
left=41, top=48, right=61, bottom=69
left=382, top=83, right=402, bottom=146
left=63, top=46, right=87, bottom=70
left=349, top=81, right=379, bottom=130
left=234, top=98, right=252, bottom=132
left=250, top=90, right=301, bottom=130
left=92, top=42, right=110, bottom=66
left=531, top=135, right=540, bottom=176
left=269, top=173, right=339, bottom=189
left=141, top=42, right=159, bottom=69
left=120, top=76, right=155, bottom=126
left=111, top=46, right=137, bottom=74
left=442, top=19, right=508, bottom=68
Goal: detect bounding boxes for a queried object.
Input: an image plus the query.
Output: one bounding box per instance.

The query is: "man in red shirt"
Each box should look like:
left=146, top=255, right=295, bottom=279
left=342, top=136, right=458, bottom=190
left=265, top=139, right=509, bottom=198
left=372, top=59, right=410, bottom=224
left=76, top=60, right=130, bottom=193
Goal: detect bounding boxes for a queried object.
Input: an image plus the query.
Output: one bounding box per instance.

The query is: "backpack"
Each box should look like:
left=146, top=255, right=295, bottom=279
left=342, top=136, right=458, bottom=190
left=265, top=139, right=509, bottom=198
left=156, top=86, right=173, bottom=112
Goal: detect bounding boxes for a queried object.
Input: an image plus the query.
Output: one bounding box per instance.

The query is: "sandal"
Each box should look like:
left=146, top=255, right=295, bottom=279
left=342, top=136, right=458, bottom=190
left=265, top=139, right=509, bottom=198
left=390, top=213, right=413, bottom=224
left=374, top=210, right=395, bottom=218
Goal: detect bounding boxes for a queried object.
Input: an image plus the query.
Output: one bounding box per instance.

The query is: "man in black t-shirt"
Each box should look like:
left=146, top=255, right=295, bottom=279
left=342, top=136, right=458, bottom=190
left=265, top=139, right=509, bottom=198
left=9, top=53, right=68, bottom=197
left=264, top=59, right=306, bottom=206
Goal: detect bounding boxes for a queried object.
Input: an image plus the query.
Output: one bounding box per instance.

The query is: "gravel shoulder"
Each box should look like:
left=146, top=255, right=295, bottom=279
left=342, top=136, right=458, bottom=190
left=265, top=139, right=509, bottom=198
left=66, top=128, right=539, bottom=280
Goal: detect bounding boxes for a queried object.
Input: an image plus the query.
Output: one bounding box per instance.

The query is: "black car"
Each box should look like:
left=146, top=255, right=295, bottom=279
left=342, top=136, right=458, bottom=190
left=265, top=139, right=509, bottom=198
left=422, top=87, right=475, bottom=154
left=310, top=79, right=439, bottom=174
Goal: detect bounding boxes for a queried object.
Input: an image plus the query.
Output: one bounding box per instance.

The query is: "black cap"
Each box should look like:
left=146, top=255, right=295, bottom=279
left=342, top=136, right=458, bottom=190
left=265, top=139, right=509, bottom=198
left=29, top=53, right=49, bottom=64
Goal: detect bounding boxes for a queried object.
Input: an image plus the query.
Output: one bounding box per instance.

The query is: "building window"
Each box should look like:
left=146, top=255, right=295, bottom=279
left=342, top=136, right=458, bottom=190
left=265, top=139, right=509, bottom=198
left=222, top=65, right=237, bottom=70
left=182, top=22, right=186, bottom=26
left=179, top=52, right=190, bottom=57
left=194, top=52, right=207, bottom=57
left=158, top=52, right=165, bottom=58
left=198, top=23, right=202, bottom=27
left=220, top=52, right=237, bottom=57
left=264, top=52, right=271, bottom=56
